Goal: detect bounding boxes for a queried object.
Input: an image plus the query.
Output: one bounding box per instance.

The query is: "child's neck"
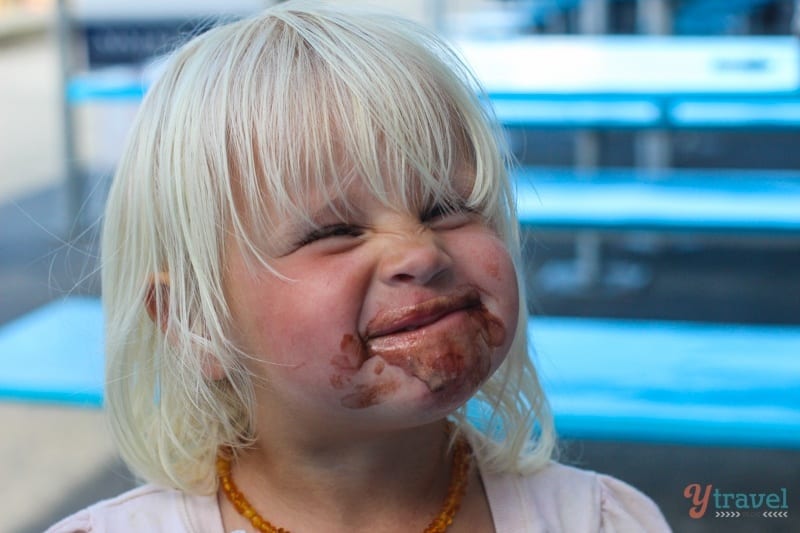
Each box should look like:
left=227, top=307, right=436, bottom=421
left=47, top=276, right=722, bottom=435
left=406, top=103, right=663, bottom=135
left=221, top=420, right=463, bottom=532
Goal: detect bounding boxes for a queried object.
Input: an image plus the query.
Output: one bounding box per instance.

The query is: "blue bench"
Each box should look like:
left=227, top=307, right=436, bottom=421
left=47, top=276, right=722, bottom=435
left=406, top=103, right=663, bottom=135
left=534, top=316, right=800, bottom=448
left=456, top=35, right=800, bottom=129
left=2, top=297, right=798, bottom=448
left=0, top=298, right=103, bottom=406
left=514, top=166, right=800, bottom=235
left=511, top=165, right=800, bottom=292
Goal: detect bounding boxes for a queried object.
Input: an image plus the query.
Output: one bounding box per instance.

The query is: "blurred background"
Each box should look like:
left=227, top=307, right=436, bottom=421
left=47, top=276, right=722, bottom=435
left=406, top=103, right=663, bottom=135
left=1, top=1, right=798, bottom=532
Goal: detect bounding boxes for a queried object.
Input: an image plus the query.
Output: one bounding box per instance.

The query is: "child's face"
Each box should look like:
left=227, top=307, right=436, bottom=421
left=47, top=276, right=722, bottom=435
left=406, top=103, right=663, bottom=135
left=224, top=172, right=519, bottom=433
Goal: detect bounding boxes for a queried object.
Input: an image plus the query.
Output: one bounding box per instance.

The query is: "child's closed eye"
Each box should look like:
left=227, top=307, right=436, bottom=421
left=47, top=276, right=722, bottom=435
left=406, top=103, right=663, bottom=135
left=421, top=202, right=477, bottom=229
left=297, top=224, right=364, bottom=247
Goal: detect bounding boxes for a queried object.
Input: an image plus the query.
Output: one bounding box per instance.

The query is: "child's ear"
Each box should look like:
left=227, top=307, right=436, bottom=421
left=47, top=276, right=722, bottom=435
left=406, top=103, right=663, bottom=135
left=144, top=273, right=226, bottom=381
left=145, top=273, right=171, bottom=331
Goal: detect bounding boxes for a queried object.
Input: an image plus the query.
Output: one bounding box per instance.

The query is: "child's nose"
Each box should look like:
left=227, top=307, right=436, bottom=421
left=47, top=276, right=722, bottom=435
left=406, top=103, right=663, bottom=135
left=378, top=230, right=453, bottom=286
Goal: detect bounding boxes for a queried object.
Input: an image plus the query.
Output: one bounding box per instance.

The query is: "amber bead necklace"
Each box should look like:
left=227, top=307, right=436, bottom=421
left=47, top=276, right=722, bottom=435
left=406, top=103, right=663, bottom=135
left=217, top=428, right=472, bottom=533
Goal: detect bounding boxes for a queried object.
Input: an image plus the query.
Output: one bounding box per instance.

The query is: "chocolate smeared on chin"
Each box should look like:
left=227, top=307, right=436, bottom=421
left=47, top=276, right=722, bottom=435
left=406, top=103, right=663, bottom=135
left=340, top=381, right=400, bottom=409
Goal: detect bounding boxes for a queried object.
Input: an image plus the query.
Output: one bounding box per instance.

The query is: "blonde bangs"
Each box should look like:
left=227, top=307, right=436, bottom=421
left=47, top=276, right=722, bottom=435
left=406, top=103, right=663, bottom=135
left=219, top=6, right=512, bottom=254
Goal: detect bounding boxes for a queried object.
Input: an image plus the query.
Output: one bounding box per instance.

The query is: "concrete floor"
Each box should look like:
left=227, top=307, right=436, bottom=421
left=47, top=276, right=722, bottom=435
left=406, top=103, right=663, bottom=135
left=1, top=26, right=799, bottom=533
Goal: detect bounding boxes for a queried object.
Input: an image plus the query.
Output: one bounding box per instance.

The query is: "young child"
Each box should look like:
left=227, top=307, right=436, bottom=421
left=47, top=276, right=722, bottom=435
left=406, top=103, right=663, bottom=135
left=49, top=2, right=670, bottom=531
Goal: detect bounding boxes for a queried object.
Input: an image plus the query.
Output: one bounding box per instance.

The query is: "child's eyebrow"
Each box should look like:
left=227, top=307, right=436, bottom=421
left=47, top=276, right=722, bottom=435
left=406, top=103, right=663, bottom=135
left=308, top=196, right=357, bottom=224
left=280, top=196, right=361, bottom=236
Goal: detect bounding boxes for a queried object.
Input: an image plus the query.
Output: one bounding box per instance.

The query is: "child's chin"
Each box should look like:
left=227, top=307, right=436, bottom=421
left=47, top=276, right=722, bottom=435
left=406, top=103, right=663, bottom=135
left=337, top=374, right=480, bottom=424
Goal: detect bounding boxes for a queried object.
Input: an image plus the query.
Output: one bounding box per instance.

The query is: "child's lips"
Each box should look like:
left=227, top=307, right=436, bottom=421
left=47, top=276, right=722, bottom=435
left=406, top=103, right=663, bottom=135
left=364, top=288, right=482, bottom=340
left=359, top=287, right=502, bottom=396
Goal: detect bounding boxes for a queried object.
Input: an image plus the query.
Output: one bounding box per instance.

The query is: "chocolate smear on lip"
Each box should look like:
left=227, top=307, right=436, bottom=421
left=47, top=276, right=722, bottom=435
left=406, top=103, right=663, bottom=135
left=366, top=304, right=503, bottom=395
left=365, top=288, right=506, bottom=395
left=329, top=289, right=507, bottom=409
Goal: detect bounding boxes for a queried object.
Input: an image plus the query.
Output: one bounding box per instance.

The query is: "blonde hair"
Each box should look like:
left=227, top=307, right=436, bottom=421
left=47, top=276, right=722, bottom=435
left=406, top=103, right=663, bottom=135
left=102, top=0, right=555, bottom=494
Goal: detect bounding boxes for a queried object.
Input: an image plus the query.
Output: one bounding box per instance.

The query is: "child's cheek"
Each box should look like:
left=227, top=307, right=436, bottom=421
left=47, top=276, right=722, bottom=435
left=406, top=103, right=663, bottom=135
left=459, top=231, right=520, bottom=372
left=485, top=256, right=501, bottom=281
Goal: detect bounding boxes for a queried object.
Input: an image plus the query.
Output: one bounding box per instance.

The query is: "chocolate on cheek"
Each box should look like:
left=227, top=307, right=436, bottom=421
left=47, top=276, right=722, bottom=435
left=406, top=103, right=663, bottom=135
left=328, top=334, right=367, bottom=390
left=472, top=305, right=507, bottom=348
left=329, top=334, right=403, bottom=407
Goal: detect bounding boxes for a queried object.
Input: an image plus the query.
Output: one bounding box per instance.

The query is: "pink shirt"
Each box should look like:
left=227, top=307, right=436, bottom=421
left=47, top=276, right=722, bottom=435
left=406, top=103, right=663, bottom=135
left=47, top=462, right=671, bottom=532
